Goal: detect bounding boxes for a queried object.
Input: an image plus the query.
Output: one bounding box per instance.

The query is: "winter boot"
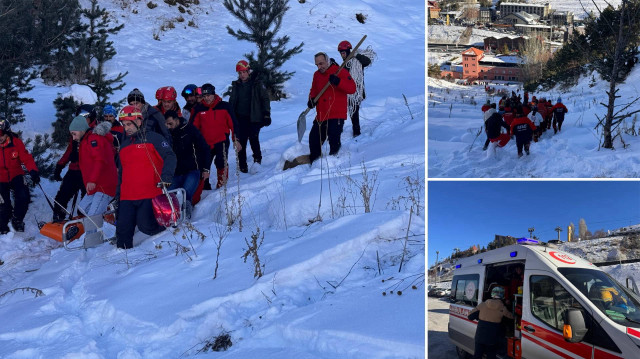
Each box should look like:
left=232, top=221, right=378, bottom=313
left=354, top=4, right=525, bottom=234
left=525, top=144, right=530, bottom=156
left=11, top=218, right=25, bottom=232
left=216, top=168, right=228, bottom=189
left=239, top=163, right=249, bottom=173
left=253, top=157, right=261, bottom=165
left=0, top=224, right=9, bottom=235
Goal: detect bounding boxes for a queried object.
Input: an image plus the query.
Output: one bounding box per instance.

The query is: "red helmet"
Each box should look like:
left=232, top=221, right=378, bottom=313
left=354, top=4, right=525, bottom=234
left=338, top=40, right=352, bottom=52
left=162, top=86, right=177, bottom=101
left=118, top=105, right=143, bottom=122
left=236, top=60, right=250, bottom=72
left=155, top=87, right=164, bottom=100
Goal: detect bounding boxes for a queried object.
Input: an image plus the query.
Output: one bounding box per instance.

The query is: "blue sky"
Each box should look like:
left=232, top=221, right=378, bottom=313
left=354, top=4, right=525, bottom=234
left=428, top=181, right=640, bottom=266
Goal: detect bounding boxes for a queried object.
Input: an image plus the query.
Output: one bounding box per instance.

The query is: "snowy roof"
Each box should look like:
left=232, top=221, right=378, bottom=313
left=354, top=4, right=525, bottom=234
left=501, top=2, right=547, bottom=7
left=504, top=11, right=541, bottom=24
left=480, top=55, right=524, bottom=65
left=514, top=23, right=552, bottom=29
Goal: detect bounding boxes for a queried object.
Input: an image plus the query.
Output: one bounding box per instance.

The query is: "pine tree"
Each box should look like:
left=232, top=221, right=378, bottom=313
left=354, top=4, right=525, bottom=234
left=51, top=97, right=81, bottom=147
left=223, top=0, right=304, bottom=100
left=82, top=0, right=127, bottom=105
left=25, top=134, right=57, bottom=179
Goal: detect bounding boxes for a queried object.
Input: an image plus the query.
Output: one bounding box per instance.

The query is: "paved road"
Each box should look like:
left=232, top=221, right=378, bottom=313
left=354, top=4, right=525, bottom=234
left=427, top=296, right=458, bottom=358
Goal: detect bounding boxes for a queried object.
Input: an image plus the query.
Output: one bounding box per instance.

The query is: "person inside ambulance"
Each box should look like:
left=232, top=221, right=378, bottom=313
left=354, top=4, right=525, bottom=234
left=467, top=286, right=514, bottom=359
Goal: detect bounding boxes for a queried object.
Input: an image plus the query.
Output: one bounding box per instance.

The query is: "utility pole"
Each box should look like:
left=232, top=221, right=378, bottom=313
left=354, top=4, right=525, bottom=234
left=555, top=226, right=563, bottom=240
left=435, top=251, right=440, bottom=286
left=528, top=227, right=535, bottom=238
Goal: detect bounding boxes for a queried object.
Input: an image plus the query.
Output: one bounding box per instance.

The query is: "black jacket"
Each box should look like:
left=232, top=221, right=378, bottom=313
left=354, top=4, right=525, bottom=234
left=142, top=103, right=172, bottom=144
left=228, top=72, right=271, bottom=125
left=169, top=118, right=211, bottom=176
left=485, top=112, right=510, bottom=139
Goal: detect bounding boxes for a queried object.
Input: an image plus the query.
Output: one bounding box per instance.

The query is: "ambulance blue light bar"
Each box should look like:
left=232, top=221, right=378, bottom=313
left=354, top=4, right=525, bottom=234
left=518, top=237, right=539, bottom=245
left=455, top=264, right=462, bottom=268
left=477, top=259, right=483, bottom=264
left=510, top=251, right=518, bottom=257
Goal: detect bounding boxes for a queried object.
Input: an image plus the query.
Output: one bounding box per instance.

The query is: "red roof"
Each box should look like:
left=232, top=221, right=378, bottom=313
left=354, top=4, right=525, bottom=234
left=462, top=48, right=484, bottom=57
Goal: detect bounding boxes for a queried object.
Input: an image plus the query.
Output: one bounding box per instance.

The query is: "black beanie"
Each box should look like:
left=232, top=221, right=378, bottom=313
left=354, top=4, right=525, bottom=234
left=164, top=110, right=179, bottom=120
left=127, top=88, right=145, bottom=104
left=201, top=83, right=215, bottom=95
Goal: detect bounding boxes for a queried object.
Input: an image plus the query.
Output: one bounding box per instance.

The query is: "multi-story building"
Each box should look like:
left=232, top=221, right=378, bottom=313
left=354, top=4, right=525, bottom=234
left=484, top=36, right=526, bottom=52
left=499, top=2, right=551, bottom=18
left=550, top=10, right=574, bottom=26
left=428, top=1, right=441, bottom=19
left=501, top=11, right=540, bottom=25
left=439, top=47, right=523, bottom=82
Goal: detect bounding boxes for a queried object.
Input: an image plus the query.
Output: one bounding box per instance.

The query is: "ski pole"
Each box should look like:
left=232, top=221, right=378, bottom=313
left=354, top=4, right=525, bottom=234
left=36, top=183, right=56, bottom=212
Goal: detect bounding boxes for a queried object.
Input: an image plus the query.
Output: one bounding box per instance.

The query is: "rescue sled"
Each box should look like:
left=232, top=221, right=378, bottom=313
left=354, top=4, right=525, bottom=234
left=38, top=202, right=117, bottom=251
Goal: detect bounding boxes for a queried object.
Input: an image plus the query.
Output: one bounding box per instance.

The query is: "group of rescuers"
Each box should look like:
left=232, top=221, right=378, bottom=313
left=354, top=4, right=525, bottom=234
left=0, top=41, right=372, bottom=249
left=481, top=91, right=568, bottom=157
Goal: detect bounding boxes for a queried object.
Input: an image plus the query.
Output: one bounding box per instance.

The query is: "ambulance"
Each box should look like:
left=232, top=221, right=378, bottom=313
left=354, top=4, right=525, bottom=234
left=448, top=239, right=640, bottom=359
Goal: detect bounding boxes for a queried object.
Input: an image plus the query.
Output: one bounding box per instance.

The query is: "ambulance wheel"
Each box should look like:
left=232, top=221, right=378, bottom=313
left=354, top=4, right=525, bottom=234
left=456, top=346, right=471, bottom=359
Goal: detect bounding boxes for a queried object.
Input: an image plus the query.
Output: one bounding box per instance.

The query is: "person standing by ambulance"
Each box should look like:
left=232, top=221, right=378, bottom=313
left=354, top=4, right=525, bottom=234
left=467, top=287, right=513, bottom=359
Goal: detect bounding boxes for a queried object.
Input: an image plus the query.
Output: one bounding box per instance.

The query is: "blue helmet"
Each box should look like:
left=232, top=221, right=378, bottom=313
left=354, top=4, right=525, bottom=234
left=557, top=97, right=562, bottom=103
left=103, top=104, right=117, bottom=117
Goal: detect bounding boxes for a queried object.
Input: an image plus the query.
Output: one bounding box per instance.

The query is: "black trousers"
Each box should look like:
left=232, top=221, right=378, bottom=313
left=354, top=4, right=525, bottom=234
left=309, top=118, right=343, bottom=164
left=211, top=138, right=230, bottom=170
left=237, top=122, right=262, bottom=168
left=116, top=198, right=165, bottom=249
left=53, top=169, right=85, bottom=221
left=0, top=175, right=30, bottom=229
left=351, top=104, right=361, bottom=136
left=473, top=342, right=498, bottom=359
left=516, top=140, right=531, bottom=155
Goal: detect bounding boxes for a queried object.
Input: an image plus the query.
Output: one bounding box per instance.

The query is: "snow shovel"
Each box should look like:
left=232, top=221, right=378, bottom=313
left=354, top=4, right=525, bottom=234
left=296, top=34, right=368, bottom=142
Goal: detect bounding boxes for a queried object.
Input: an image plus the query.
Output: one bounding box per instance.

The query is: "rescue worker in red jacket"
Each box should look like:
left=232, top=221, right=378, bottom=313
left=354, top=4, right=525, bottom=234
left=51, top=105, right=98, bottom=222
left=115, top=106, right=177, bottom=249
left=181, top=84, right=199, bottom=123
left=510, top=106, right=536, bottom=157
left=154, top=86, right=182, bottom=116
left=102, top=104, right=124, bottom=150
left=192, top=83, right=241, bottom=189
left=307, top=52, right=356, bottom=164
left=551, top=97, right=568, bottom=134
left=0, top=117, right=39, bottom=233
left=68, top=116, right=118, bottom=217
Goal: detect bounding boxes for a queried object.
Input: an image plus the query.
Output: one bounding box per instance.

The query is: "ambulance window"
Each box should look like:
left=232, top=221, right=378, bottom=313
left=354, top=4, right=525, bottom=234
left=532, top=274, right=621, bottom=353
left=530, top=275, right=584, bottom=332
left=451, top=274, right=479, bottom=306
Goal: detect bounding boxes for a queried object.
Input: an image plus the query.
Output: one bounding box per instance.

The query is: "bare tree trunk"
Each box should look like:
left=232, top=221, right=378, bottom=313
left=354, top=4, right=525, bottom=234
left=603, top=0, right=627, bottom=148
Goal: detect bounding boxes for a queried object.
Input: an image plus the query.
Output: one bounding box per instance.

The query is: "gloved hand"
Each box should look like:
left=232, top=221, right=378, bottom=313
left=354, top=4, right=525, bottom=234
left=263, top=114, right=271, bottom=127
left=307, top=98, right=316, bottom=109
left=29, top=170, right=40, bottom=185
left=53, top=164, right=63, bottom=182
left=329, top=74, right=340, bottom=86
left=157, top=182, right=171, bottom=188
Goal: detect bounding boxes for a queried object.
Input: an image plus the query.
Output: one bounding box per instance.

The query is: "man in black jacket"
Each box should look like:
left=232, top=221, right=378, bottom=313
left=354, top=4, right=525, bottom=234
left=228, top=60, right=271, bottom=173
left=164, top=110, right=210, bottom=218
left=338, top=40, right=373, bottom=137
left=483, top=103, right=510, bottom=151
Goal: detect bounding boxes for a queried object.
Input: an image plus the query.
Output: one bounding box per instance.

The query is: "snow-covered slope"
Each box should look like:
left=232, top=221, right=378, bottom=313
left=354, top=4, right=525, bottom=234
left=428, top=59, right=640, bottom=177
left=0, top=1, right=426, bottom=358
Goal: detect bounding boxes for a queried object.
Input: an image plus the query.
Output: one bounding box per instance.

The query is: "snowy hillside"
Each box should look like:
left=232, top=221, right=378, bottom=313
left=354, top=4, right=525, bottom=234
left=428, top=59, right=640, bottom=177
left=0, top=1, right=426, bottom=358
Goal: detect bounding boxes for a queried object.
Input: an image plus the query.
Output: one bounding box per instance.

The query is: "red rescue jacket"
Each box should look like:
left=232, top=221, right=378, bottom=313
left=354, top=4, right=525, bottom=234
left=192, top=95, right=237, bottom=147
left=0, top=134, right=38, bottom=183
left=79, top=123, right=118, bottom=196
left=309, top=63, right=356, bottom=122
left=118, top=131, right=176, bottom=201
